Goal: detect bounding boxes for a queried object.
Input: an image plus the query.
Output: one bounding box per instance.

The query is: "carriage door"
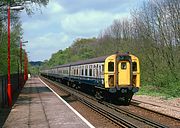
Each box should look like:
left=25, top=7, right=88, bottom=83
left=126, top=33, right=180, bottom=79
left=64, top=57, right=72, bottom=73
left=118, top=61, right=130, bottom=86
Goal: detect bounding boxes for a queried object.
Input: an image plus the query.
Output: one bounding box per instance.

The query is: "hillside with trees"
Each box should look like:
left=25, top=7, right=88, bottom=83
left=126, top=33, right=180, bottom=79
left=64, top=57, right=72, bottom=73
left=42, top=0, right=180, bottom=97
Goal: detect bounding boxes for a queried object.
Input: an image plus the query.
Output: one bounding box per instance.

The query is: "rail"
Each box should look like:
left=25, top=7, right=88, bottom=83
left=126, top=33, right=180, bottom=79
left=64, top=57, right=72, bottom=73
left=41, top=76, right=169, bottom=128
left=130, top=99, right=180, bottom=121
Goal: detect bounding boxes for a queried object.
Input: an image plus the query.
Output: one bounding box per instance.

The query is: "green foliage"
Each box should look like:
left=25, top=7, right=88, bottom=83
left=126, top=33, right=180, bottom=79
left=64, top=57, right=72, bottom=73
left=137, top=80, right=180, bottom=98
left=42, top=38, right=97, bottom=68
left=41, top=0, right=180, bottom=98
left=29, top=64, right=40, bottom=75
left=0, top=24, right=21, bottom=75
left=0, top=0, right=50, bottom=75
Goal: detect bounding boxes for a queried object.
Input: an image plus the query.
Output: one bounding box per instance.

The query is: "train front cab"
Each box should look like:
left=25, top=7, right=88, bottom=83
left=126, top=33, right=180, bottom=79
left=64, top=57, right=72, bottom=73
left=104, top=53, right=140, bottom=104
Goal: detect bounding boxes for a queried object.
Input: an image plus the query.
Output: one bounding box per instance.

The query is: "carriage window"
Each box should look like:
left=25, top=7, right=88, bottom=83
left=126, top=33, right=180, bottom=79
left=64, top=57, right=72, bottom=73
left=82, top=69, right=84, bottom=75
left=108, top=62, right=114, bottom=72
left=101, top=64, right=104, bottom=75
left=121, top=62, right=127, bottom=69
left=74, top=69, right=76, bottom=75
left=77, top=69, right=78, bottom=75
left=89, top=65, right=92, bottom=76
left=89, top=69, right=92, bottom=76
left=98, top=65, right=101, bottom=76
left=102, top=64, right=104, bottom=73
left=132, top=62, right=137, bottom=71
left=93, top=65, right=96, bottom=77
left=85, top=69, right=88, bottom=76
left=96, top=68, right=98, bottom=77
left=99, top=66, right=101, bottom=72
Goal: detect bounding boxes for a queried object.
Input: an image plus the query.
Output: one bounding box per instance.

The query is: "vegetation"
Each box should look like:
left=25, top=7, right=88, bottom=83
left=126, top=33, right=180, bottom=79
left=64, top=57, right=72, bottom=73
left=28, top=61, right=43, bottom=75
left=42, top=0, right=180, bottom=98
left=1, top=0, right=178, bottom=97
left=0, top=0, right=49, bottom=75
left=42, top=38, right=97, bottom=68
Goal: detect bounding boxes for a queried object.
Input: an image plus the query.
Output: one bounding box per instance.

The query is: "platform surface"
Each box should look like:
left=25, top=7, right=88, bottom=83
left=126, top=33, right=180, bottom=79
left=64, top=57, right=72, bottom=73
left=3, top=77, right=92, bottom=128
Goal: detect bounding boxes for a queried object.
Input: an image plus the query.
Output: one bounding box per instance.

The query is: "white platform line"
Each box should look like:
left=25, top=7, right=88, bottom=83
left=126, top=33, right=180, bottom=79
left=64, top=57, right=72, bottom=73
left=39, top=78, right=95, bottom=128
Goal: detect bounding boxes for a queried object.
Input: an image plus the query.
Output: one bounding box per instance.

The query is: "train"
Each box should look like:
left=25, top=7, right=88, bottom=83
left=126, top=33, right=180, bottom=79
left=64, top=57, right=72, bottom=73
left=41, top=52, right=140, bottom=105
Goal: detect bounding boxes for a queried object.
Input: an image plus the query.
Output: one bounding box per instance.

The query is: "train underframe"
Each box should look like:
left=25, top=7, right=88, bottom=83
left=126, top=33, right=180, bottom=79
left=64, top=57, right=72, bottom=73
left=41, top=74, right=138, bottom=105
left=94, top=86, right=139, bottom=105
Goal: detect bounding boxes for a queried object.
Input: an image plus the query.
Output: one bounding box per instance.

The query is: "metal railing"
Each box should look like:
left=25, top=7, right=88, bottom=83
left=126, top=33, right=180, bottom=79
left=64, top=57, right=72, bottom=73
left=0, top=73, right=24, bottom=107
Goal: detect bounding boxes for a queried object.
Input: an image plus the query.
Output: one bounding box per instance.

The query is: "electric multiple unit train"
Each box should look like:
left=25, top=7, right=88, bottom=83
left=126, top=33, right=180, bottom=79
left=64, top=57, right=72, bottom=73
left=41, top=52, right=140, bottom=105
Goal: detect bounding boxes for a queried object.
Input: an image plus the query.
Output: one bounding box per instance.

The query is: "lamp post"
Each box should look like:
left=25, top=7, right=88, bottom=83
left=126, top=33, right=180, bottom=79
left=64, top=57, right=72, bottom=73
left=7, top=3, right=12, bottom=107
left=7, top=1, right=24, bottom=107
left=24, top=51, right=28, bottom=82
left=20, top=40, right=28, bottom=87
left=20, top=40, right=22, bottom=88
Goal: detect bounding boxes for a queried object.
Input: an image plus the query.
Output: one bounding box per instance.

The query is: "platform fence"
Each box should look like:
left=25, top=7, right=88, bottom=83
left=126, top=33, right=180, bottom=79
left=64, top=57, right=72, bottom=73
left=0, top=73, right=25, bottom=107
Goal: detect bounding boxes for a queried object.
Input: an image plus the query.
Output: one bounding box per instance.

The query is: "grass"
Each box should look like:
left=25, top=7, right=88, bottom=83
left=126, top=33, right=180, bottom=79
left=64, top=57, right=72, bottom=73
left=136, top=81, right=180, bottom=99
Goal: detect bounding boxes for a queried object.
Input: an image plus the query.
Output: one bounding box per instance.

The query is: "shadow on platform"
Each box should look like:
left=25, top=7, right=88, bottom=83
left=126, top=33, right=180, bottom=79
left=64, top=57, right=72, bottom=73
left=0, top=91, right=20, bottom=127
left=0, top=86, right=51, bottom=127
left=21, top=86, right=52, bottom=94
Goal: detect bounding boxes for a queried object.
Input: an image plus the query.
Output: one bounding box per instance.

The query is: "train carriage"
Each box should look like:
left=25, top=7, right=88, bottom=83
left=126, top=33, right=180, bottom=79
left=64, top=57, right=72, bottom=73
left=41, top=52, right=140, bottom=105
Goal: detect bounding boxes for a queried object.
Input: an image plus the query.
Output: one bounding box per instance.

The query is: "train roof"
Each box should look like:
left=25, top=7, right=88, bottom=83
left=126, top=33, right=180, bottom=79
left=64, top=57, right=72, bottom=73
left=50, top=52, right=131, bottom=69
left=54, top=55, right=109, bottom=68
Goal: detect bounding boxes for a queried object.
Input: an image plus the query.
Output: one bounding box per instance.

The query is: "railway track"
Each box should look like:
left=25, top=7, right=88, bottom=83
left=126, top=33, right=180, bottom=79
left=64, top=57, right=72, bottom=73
left=41, top=77, right=176, bottom=128
left=130, top=100, right=180, bottom=122
left=131, top=99, right=180, bottom=110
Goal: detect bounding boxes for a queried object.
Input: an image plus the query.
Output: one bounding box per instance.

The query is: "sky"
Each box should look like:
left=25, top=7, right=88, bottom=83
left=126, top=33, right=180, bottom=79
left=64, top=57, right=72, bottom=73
left=20, top=0, right=144, bottom=61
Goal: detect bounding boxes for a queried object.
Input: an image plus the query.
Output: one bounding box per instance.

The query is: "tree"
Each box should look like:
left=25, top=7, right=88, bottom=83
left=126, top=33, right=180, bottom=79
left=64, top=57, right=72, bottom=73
left=0, top=0, right=50, bottom=75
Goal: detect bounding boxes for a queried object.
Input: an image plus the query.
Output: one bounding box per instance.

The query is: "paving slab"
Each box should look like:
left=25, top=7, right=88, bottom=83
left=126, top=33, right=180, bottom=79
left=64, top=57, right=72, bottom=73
left=3, top=77, right=93, bottom=128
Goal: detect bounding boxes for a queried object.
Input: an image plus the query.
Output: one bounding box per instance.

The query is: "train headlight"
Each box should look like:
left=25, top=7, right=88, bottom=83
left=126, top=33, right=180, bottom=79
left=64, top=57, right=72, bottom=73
left=121, top=89, right=124, bottom=93
left=121, top=89, right=127, bottom=93
left=109, top=88, right=117, bottom=93
left=102, top=79, right=104, bottom=84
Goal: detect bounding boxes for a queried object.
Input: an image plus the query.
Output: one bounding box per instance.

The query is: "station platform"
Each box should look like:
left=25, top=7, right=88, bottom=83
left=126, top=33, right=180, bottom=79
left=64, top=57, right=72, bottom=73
left=3, top=77, right=94, bottom=128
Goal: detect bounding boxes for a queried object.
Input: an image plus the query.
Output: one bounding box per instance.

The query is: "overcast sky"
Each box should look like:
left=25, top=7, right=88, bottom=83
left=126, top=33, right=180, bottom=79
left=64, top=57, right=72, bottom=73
left=20, top=0, right=144, bottom=61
